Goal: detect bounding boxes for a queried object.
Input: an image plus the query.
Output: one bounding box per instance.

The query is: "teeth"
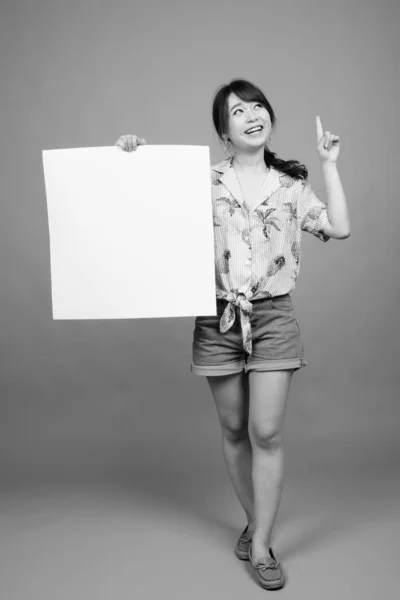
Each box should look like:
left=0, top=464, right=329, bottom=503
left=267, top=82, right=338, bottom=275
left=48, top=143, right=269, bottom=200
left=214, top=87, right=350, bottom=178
left=246, top=127, right=262, bottom=134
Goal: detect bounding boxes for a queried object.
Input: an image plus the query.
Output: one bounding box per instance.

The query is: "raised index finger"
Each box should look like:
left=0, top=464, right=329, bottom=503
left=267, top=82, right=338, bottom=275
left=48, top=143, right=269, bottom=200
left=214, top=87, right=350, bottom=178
left=316, top=115, right=324, bottom=142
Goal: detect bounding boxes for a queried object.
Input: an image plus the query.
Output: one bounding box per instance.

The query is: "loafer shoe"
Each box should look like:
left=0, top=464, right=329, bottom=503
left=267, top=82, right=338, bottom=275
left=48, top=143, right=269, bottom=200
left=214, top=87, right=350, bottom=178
left=234, top=525, right=253, bottom=560
left=248, top=545, right=286, bottom=590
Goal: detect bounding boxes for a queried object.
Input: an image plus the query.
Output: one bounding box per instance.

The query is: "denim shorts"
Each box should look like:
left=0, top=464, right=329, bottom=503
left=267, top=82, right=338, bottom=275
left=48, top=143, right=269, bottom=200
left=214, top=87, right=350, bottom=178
left=190, top=293, right=308, bottom=376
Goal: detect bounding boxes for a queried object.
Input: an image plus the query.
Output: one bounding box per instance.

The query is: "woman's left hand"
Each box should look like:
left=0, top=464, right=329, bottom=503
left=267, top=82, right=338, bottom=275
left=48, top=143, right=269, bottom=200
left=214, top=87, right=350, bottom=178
left=316, top=115, right=340, bottom=163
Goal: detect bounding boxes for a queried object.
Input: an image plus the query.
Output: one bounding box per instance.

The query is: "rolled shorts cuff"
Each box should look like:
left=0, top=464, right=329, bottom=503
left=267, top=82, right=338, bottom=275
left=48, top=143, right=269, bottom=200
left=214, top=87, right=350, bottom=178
left=190, top=357, right=308, bottom=376
left=190, top=359, right=245, bottom=377
left=245, top=357, right=308, bottom=373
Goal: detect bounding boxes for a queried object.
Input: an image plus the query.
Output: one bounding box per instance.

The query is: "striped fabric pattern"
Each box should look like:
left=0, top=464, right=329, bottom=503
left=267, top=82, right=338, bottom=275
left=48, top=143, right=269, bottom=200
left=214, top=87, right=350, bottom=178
left=211, top=157, right=330, bottom=354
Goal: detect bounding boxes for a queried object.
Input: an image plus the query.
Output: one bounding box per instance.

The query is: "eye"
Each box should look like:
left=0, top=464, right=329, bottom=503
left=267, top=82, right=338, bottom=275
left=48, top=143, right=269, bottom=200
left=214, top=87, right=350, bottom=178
left=233, top=102, right=264, bottom=115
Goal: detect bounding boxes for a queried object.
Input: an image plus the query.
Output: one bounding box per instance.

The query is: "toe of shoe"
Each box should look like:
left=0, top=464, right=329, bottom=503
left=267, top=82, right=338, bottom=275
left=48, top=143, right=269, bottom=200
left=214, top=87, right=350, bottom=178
left=256, top=570, right=285, bottom=589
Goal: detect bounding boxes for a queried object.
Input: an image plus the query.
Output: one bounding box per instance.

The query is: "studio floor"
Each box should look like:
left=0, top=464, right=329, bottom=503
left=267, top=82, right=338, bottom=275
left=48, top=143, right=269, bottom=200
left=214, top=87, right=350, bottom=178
left=1, top=447, right=399, bottom=599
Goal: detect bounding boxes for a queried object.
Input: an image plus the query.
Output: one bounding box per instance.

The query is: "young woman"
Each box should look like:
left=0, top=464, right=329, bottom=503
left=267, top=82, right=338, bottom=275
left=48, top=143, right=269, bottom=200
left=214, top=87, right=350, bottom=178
left=115, top=79, right=350, bottom=591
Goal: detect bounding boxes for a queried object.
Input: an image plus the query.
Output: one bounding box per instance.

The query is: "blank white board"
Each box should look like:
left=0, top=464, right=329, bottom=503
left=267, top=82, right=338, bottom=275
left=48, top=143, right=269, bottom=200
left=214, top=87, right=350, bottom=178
left=42, top=145, right=217, bottom=319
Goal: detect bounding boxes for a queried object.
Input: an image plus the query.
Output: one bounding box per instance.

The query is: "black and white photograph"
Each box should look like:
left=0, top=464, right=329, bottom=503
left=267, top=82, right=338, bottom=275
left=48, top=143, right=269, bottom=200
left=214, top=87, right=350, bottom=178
left=0, top=0, right=399, bottom=597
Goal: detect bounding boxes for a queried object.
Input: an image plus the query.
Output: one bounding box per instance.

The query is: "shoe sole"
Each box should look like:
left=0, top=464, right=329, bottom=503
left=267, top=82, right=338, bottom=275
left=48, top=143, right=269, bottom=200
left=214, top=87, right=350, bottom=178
left=234, top=548, right=250, bottom=561
left=257, top=579, right=285, bottom=590
left=253, top=565, right=286, bottom=590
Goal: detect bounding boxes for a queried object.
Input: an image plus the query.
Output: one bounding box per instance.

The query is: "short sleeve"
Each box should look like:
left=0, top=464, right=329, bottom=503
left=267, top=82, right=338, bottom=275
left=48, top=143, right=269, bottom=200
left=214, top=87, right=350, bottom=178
left=296, top=181, right=330, bottom=242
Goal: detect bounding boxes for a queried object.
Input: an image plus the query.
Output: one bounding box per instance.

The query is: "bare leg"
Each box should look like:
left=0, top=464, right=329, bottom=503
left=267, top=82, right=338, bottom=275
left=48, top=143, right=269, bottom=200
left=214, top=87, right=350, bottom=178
left=206, top=372, right=255, bottom=528
left=248, top=369, right=293, bottom=560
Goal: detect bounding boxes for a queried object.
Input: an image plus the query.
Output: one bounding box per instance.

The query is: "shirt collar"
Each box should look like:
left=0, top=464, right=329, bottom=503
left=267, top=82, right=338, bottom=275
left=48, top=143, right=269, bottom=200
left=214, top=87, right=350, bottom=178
left=211, top=157, right=233, bottom=175
left=211, top=157, right=283, bottom=212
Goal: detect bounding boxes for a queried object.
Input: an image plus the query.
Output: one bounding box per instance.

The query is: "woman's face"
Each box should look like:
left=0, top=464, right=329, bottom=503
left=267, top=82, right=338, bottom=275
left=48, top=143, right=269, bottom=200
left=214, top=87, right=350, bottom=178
left=225, top=92, right=272, bottom=151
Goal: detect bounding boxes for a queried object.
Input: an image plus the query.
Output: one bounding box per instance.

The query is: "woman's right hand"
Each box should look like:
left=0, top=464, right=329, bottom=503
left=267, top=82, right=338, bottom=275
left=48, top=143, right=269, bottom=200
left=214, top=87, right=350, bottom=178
left=114, top=134, right=147, bottom=152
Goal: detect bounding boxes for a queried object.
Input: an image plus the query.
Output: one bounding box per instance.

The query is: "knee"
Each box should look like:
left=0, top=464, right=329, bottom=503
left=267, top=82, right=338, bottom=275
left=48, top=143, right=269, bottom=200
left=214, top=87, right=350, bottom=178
left=250, top=424, right=282, bottom=451
left=221, top=419, right=249, bottom=443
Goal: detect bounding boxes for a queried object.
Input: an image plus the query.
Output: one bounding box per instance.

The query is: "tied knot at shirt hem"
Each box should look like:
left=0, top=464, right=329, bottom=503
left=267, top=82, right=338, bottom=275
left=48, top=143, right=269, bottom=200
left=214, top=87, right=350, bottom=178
left=218, top=292, right=253, bottom=354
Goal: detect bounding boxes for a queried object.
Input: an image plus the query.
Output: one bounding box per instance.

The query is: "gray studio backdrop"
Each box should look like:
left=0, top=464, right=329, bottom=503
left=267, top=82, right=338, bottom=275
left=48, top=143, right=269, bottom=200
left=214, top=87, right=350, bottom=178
left=0, top=0, right=398, bottom=484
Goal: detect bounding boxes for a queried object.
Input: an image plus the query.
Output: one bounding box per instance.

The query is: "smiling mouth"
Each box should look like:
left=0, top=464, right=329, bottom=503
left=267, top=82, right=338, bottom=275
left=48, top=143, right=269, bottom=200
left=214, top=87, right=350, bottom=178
left=245, top=126, right=263, bottom=135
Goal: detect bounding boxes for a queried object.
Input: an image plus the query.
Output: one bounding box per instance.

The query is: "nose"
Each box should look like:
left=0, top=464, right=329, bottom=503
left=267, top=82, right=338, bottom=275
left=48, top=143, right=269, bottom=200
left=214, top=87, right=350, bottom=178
left=246, top=108, right=258, bottom=121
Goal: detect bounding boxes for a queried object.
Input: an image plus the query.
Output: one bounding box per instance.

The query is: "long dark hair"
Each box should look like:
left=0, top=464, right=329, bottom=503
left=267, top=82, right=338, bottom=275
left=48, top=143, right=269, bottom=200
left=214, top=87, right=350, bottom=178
left=212, top=79, right=308, bottom=180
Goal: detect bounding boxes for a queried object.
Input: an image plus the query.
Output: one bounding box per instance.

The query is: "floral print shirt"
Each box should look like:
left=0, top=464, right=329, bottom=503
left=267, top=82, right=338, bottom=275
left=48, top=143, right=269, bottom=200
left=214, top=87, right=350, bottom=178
left=211, top=157, right=331, bottom=354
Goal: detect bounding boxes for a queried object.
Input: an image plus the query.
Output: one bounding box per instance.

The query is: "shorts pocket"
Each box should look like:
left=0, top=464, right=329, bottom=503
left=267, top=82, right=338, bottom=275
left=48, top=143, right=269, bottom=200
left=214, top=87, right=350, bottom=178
left=270, top=294, right=293, bottom=312
left=195, top=314, right=219, bottom=328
